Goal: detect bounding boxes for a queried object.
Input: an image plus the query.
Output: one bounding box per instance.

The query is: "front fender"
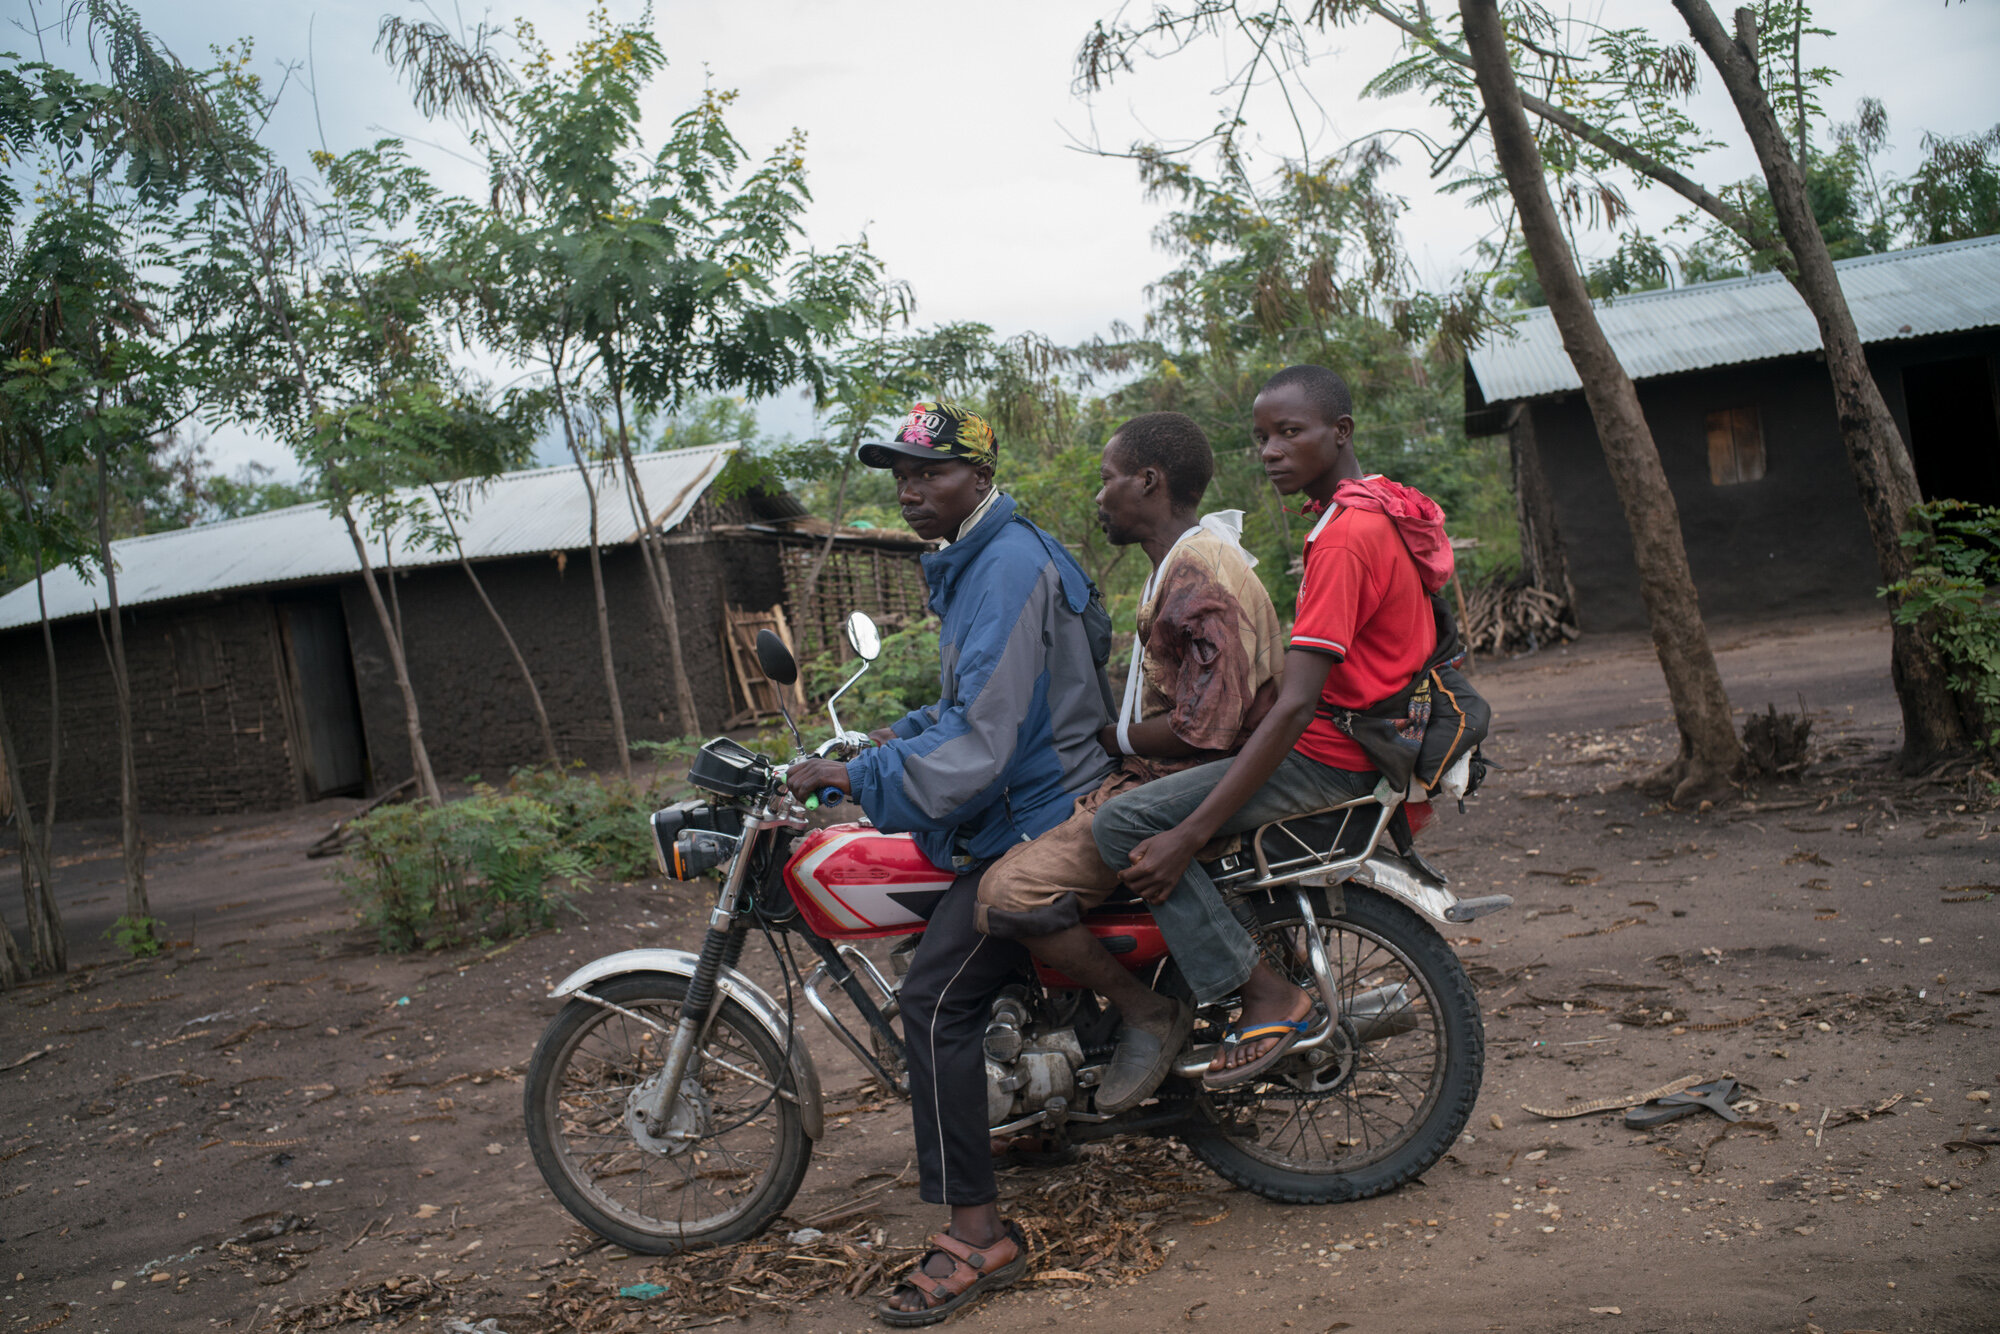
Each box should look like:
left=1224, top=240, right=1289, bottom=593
left=1343, top=855, right=1510, bottom=926
left=551, top=948, right=824, bottom=1140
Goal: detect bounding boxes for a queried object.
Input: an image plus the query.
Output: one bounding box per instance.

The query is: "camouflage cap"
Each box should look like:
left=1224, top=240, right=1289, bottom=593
left=857, top=402, right=999, bottom=470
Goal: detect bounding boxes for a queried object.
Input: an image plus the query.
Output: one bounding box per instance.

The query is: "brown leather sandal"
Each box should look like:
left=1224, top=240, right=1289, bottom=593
left=876, top=1221, right=1028, bottom=1327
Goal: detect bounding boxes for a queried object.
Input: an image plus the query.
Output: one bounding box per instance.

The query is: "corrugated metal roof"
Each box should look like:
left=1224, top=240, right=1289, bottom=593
left=0, top=444, right=738, bottom=632
left=1466, top=234, right=2000, bottom=404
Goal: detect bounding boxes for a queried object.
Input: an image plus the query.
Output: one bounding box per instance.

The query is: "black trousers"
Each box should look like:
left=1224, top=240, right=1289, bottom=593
left=898, top=864, right=1027, bottom=1207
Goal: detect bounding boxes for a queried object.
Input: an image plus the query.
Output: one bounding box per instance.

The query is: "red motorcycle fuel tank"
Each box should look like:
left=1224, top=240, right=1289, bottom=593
left=784, top=824, right=1175, bottom=986
left=784, top=824, right=956, bottom=940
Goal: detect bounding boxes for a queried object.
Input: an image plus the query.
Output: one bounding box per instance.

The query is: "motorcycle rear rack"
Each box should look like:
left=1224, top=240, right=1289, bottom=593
left=1204, top=795, right=1395, bottom=894
left=1204, top=795, right=1512, bottom=926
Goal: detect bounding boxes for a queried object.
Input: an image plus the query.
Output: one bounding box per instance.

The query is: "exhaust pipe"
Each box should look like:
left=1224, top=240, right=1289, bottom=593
left=1344, top=982, right=1420, bottom=1043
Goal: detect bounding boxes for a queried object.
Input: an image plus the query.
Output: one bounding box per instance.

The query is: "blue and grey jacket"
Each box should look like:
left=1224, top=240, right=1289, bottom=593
left=847, top=494, right=1116, bottom=869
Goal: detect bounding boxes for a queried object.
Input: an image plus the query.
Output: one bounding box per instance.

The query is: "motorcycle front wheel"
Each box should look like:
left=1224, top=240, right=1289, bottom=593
left=1175, top=884, right=1483, bottom=1204
left=524, top=973, right=812, bottom=1254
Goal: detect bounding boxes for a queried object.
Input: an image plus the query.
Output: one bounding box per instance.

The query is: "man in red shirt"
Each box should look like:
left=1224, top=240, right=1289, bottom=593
left=1091, top=363, right=1438, bottom=1089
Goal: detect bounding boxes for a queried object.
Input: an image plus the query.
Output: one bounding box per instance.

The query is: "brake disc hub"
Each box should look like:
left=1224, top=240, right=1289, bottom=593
left=1279, top=1017, right=1359, bottom=1095
left=624, top=1071, right=713, bottom=1157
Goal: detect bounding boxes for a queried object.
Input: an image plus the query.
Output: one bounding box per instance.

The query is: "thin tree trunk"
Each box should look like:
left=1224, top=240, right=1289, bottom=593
left=608, top=384, right=701, bottom=737
left=0, top=687, right=29, bottom=987
left=94, top=446, right=148, bottom=939
left=0, top=675, right=64, bottom=976
left=338, top=500, right=442, bottom=806
left=555, top=385, right=632, bottom=779
left=572, top=455, right=632, bottom=779
left=1675, top=0, right=1969, bottom=771
left=0, top=866, right=23, bottom=988
left=382, top=529, right=407, bottom=653
left=1460, top=0, right=1742, bottom=801
left=797, top=452, right=854, bottom=625
left=25, top=559, right=65, bottom=972
left=434, top=493, right=559, bottom=766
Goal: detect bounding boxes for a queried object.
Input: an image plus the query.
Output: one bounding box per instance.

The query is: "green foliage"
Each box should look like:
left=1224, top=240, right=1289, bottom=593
left=430, top=9, right=884, bottom=452
left=1882, top=502, right=2000, bottom=751
left=104, top=914, right=164, bottom=957
left=802, top=617, right=944, bottom=736
left=336, top=791, right=587, bottom=952
left=1897, top=125, right=2000, bottom=247
left=629, top=735, right=706, bottom=769
left=503, top=765, right=667, bottom=880
left=336, top=763, right=672, bottom=952
left=198, top=460, right=311, bottom=521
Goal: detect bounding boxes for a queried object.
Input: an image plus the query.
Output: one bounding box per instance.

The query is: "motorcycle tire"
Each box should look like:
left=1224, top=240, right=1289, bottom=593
left=524, top=973, right=812, bottom=1254
left=1175, top=884, right=1483, bottom=1205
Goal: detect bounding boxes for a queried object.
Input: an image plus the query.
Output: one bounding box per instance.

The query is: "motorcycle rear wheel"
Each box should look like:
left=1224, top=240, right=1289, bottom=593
left=1176, top=885, right=1482, bottom=1204
left=524, top=973, right=811, bottom=1254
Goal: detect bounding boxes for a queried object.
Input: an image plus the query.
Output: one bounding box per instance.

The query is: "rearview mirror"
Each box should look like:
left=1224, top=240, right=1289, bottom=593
left=845, top=612, right=882, bottom=662
left=755, top=629, right=798, bottom=686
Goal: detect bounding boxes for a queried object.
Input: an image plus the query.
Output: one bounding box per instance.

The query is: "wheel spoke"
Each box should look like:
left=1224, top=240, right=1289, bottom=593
left=532, top=984, right=798, bottom=1242
left=1199, top=899, right=1467, bottom=1179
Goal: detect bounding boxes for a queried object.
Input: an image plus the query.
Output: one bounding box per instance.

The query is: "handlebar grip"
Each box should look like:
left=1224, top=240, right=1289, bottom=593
left=817, top=786, right=846, bottom=808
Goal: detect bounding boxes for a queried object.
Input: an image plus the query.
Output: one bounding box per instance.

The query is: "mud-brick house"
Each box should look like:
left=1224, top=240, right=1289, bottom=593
left=0, top=444, right=927, bottom=818
left=1465, top=234, right=2000, bottom=632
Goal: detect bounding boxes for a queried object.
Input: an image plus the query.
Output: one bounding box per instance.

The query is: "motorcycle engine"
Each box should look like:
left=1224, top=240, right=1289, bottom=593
left=981, top=987, right=1089, bottom=1128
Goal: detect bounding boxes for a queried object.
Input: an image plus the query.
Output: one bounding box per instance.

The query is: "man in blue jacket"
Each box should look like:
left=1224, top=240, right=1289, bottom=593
left=787, top=402, right=1113, bottom=1325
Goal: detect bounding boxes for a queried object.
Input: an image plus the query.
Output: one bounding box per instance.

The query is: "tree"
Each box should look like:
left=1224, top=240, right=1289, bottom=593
left=1674, top=0, right=1969, bottom=766
left=0, top=3, right=219, bottom=949
left=1081, top=0, right=1979, bottom=772
left=410, top=393, right=558, bottom=766
left=1452, top=0, right=1744, bottom=799
left=183, top=76, right=465, bottom=806
left=0, top=377, right=81, bottom=977
left=391, top=9, right=882, bottom=745
left=1898, top=124, right=2000, bottom=245
left=0, top=1, right=246, bottom=959
left=1345, top=0, right=1972, bottom=768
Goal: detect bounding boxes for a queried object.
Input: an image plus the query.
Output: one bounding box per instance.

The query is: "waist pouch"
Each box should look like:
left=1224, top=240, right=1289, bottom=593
left=1315, top=594, right=1492, bottom=796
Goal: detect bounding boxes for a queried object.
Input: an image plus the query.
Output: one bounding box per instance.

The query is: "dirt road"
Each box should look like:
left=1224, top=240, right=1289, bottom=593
left=3, top=609, right=1995, bottom=1333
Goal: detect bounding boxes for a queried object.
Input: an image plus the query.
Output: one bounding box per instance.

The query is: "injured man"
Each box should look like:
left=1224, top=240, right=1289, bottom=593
left=974, top=410, right=1283, bottom=1113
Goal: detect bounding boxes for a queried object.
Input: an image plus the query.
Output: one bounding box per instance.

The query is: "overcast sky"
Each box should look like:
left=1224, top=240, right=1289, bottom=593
left=16, top=0, right=2000, bottom=476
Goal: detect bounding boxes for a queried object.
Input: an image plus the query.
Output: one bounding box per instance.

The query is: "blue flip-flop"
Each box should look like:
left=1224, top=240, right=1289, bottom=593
left=1202, top=1009, right=1320, bottom=1091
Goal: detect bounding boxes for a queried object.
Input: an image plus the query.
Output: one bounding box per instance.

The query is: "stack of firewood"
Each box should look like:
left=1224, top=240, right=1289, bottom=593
left=1458, top=579, right=1576, bottom=655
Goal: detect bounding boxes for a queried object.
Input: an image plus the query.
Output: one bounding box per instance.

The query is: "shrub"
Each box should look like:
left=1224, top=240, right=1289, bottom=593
left=338, top=767, right=679, bottom=952
left=1881, top=500, right=2000, bottom=750
left=505, top=765, right=665, bottom=879
left=803, top=616, right=942, bottom=736
left=105, top=915, right=165, bottom=958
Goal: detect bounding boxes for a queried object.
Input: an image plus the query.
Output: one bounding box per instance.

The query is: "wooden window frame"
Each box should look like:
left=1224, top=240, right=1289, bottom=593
left=1706, top=406, right=1766, bottom=486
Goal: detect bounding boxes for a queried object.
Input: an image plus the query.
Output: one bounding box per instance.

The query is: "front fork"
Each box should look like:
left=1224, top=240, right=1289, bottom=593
left=634, top=827, right=759, bottom=1134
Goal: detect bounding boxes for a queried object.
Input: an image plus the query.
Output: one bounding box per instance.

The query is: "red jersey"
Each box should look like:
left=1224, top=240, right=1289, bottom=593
left=1289, top=501, right=1437, bottom=771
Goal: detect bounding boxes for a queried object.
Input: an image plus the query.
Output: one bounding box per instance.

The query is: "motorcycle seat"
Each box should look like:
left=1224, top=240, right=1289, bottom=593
left=1078, top=801, right=1389, bottom=911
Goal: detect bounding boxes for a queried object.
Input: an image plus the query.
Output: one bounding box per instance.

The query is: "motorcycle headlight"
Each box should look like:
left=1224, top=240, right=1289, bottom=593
left=668, top=830, right=737, bottom=881
left=650, top=802, right=746, bottom=880
left=650, top=806, right=690, bottom=877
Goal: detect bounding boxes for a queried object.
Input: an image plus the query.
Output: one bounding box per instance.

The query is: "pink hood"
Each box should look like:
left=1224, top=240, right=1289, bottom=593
left=1331, top=476, right=1454, bottom=594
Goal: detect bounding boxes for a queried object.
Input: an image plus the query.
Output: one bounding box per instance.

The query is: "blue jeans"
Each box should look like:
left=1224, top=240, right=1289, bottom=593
left=1091, top=751, right=1376, bottom=1004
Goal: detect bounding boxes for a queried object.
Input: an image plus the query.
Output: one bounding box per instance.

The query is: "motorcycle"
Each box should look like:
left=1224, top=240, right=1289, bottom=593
left=524, top=612, right=1512, bottom=1253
